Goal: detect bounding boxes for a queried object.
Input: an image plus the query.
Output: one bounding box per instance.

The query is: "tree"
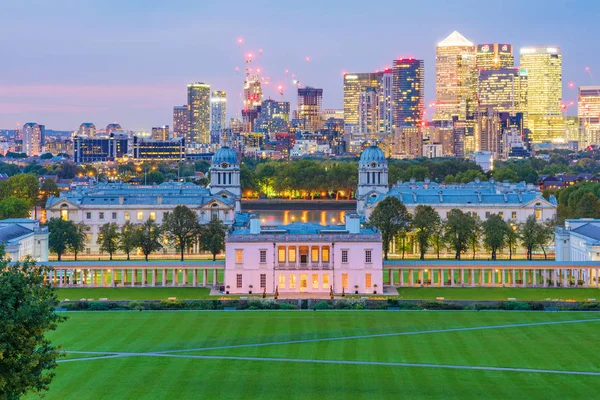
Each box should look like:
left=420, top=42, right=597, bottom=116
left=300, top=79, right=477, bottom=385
left=520, top=215, right=538, bottom=260
left=412, top=205, right=440, bottom=260
left=482, top=214, right=510, bottom=260
left=135, top=219, right=163, bottom=261
left=145, top=170, right=165, bottom=185
left=0, top=174, right=39, bottom=207
left=97, top=223, right=120, bottom=261
left=506, top=221, right=519, bottom=260
left=162, top=206, right=201, bottom=261
left=444, top=209, right=476, bottom=260
left=574, top=192, right=600, bottom=219
left=0, top=250, right=66, bottom=399
left=536, top=220, right=555, bottom=260
left=199, top=219, right=227, bottom=261
left=368, top=196, right=411, bottom=260
left=469, top=216, right=483, bottom=260
left=39, top=178, right=60, bottom=207
left=0, top=197, right=29, bottom=219
left=430, top=219, right=445, bottom=259
left=118, top=221, right=138, bottom=260
left=47, top=218, right=77, bottom=261
left=70, top=223, right=89, bottom=261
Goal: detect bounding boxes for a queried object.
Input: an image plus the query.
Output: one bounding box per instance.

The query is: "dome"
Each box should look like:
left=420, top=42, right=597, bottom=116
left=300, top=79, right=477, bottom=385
left=359, top=146, right=386, bottom=164
left=212, top=147, right=238, bottom=165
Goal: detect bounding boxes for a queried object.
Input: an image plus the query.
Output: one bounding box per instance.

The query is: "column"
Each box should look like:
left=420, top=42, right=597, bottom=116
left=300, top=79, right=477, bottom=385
left=203, top=269, right=208, bottom=287
left=512, top=269, right=516, bottom=287
left=492, top=269, right=496, bottom=286
left=585, top=269, right=589, bottom=288
left=553, top=269, right=558, bottom=288
left=388, top=269, right=392, bottom=286
left=543, top=270, right=548, bottom=287
left=110, top=270, right=115, bottom=287
left=470, top=270, right=475, bottom=287
left=213, top=269, right=217, bottom=286
left=418, top=270, right=423, bottom=285
left=162, top=268, right=167, bottom=287
left=193, top=269, right=198, bottom=286
left=121, top=269, right=125, bottom=286
left=409, top=269, right=414, bottom=286
left=182, top=269, right=187, bottom=286
left=130, top=269, right=135, bottom=287
left=101, top=270, right=105, bottom=288
left=439, top=269, right=444, bottom=286
left=151, top=269, right=156, bottom=287
left=563, top=269, right=568, bottom=287
left=451, top=269, right=455, bottom=287
left=399, top=268, right=404, bottom=286
left=596, top=269, right=599, bottom=288
left=172, top=269, right=177, bottom=287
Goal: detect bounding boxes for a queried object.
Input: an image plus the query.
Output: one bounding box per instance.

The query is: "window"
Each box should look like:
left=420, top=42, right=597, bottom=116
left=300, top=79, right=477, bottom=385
left=112, top=212, right=117, bottom=220
left=498, top=212, right=504, bottom=218
left=235, top=249, right=243, bottom=263
left=535, top=209, right=542, bottom=220
left=312, top=274, right=319, bottom=289
left=322, top=274, right=329, bottom=289
left=311, top=247, right=319, bottom=262
left=288, top=247, right=296, bottom=263
left=137, top=211, right=143, bottom=220
left=322, top=247, right=330, bottom=262
left=365, top=273, right=372, bottom=289
left=99, top=212, right=104, bottom=220
left=485, top=211, right=490, bottom=218
left=125, top=212, right=130, bottom=221
left=289, top=274, right=296, bottom=289
left=365, top=250, right=372, bottom=264
left=149, top=212, right=156, bottom=220
left=341, top=250, right=349, bottom=263
left=278, top=247, right=286, bottom=263
left=86, top=212, right=91, bottom=219
left=260, top=274, right=266, bottom=288
left=342, top=273, right=348, bottom=289
left=236, top=274, right=242, bottom=288
left=279, top=274, right=285, bottom=289
left=511, top=211, right=517, bottom=219
left=259, top=250, right=267, bottom=264
left=60, top=205, right=68, bottom=221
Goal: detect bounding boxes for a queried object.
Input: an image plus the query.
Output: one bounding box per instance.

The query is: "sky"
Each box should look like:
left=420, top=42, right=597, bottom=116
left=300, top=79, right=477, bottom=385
left=1, top=0, right=599, bottom=131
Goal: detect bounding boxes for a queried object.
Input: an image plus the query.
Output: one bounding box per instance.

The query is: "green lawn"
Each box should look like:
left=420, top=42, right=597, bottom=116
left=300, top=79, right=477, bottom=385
left=397, top=287, right=600, bottom=301
left=31, top=311, right=600, bottom=399
left=56, top=287, right=212, bottom=301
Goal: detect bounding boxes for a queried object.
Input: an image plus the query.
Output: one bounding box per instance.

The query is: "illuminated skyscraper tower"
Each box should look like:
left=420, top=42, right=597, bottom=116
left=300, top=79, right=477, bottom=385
left=343, top=73, right=379, bottom=138
left=187, top=82, right=211, bottom=147
left=392, top=58, right=425, bottom=127
left=578, top=86, right=600, bottom=147
left=478, top=68, right=528, bottom=116
left=377, top=69, right=393, bottom=135
left=173, top=105, right=189, bottom=139
left=476, top=44, right=514, bottom=70
left=519, top=46, right=563, bottom=142
left=22, top=122, right=44, bottom=156
left=210, top=91, right=227, bottom=132
left=434, top=31, right=477, bottom=121
left=297, top=87, right=323, bottom=132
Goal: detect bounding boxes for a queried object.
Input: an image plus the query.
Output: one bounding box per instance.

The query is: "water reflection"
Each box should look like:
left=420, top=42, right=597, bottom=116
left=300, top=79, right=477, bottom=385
left=248, top=210, right=347, bottom=226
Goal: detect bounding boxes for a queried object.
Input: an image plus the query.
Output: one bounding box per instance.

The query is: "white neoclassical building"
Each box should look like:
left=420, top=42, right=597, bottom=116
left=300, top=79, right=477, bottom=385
left=46, top=147, right=242, bottom=254
left=0, top=219, right=48, bottom=262
left=356, top=146, right=557, bottom=223
left=555, top=219, right=600, bottom=262
left=225, top=213, right=383, bottom=295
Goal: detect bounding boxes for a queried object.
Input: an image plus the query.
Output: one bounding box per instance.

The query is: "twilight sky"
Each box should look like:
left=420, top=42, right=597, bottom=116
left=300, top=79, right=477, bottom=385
left=1, top=0, right=598, bottom=131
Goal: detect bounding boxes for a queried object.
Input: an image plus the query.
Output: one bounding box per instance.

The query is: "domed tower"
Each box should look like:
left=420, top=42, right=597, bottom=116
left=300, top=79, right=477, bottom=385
left=356, top=145, right=389, bottom=212
left=210, top=147, right=241, bottom=199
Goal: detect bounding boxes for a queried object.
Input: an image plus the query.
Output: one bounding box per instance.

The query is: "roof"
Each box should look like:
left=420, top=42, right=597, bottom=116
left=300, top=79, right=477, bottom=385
left=231, top=221, right=378, bottom=236
left=571, top=223, right=600, bottom=241
left=212, top=147, right=239, bottom=165
left=359, top=146, right=386, bottom=164
left=0, top=224, right=33, bottom=243
left=438, top=31, right=474, bottom=47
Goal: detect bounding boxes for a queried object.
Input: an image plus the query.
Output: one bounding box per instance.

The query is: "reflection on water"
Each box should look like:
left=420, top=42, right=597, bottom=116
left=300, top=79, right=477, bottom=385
left=247, top=210, right=347, bottom=227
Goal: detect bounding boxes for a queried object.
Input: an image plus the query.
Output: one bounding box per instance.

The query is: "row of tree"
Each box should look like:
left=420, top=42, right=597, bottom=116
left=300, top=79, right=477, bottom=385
left=48, top=206, right=227, bottom=261
left=369, top=197, right=554, bottom=261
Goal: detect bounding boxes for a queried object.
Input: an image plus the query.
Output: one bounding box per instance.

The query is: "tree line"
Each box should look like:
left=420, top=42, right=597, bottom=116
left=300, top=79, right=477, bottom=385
left=369, top=197, right=554, bottom=261
left=47, top=206, right=227, bottom=261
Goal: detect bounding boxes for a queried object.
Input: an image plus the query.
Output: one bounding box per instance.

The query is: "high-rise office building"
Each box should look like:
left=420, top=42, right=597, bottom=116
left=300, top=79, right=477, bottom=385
left=187, top=82, right=211, bottom=147
left=377, top=69, right=393, bottom=135
left=343, top=73, right=379, bottom=138
left=478, top=68, right=528, bottom=119
left=106, top=123, right=123, bottom=136
left=22, top=122, right=44, bottom=156
left=297, top=87, right=323, bottom=132
left=393, top=58, right=425, bottom=128
left=476, top=44, right=514, bottom=70
left=255, top=99, right=290, bottom=134
left=210, top=91, right=227, bottom=132
left=79, top=122, right=96, bottom=137
left=358, top=87, right=379, bottom=137
left=519, top=46, right=563, bottom=142
left=434, top=31, right=477, bottom=121
left=173, top=105, right=188, bottom=139
left=578, top=86, right=600, bottom=147
left=151, top=125, right=170, bottom=141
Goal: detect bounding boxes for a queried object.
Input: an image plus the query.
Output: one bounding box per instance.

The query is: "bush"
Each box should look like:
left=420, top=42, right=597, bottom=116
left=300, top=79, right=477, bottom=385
left=160, top=300, right=186, bottom=309
left=313, top=301, right=332, bottom=310
left=498, top=301, right=531, bottom=310
left=186, top=300, right=215, bottom=310
left=128, top=301, right=145, bottom=311
left=88, top=301, right=110, bottom=311
left=69, top=300, right=89, bottom=310
left=421, top=301, right=465, bottom=310
left=279, top=302, right=297, bottom=310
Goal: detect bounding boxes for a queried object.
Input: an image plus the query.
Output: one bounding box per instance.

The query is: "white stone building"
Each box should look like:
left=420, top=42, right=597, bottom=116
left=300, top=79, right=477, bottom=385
left=0, top=219, right=48, bottom=262
left=555, top=219, right=600, bottom=262
left=224, top=213, right=383, bottom=295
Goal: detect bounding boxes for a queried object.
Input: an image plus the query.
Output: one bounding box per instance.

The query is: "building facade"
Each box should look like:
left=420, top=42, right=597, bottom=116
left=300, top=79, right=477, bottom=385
left=476, top=43, right=514, bottom=70
left=578, top=86, right=600, bottom=147
left=0, top=219, right=48, bottom=262
left=173, top=105, right=189, bottom=139
left=210, top=90, right=227, bottom=133
left=297, top=87, right=323, bottom=132
left=556, top=219, right=600, bottom=265
left=225, top=213, right=383, bottom=295
left=343, top=73, right=379, bottom=139
left=151, top=125, right=170, bottom=140
left=78, top=123, right=96, bottom=137
left=187, top=82, right=211, bottom=148
left=392, top=58, right=425, bottom=128
left=22, top=122, right=44, bottom=156
left=132, top=136, right=185, bottom=161
left=72, top=133, right=129, bottom=163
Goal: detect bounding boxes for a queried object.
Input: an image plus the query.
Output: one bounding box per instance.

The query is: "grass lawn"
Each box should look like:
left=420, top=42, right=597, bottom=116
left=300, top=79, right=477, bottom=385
left=31, top=311, right=600, bottom=399
left=397, top=287, right=600, bottom=301
left=55, top=287, right=212, bottom=301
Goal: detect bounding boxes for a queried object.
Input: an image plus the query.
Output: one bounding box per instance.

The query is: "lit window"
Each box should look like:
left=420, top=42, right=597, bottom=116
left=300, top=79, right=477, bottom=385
left=260, top=274, right=266, bottom=288
left=342, top=273, right=348, bottom=289
left=260, top=250, right=267, bottom=263
left=341, top=250, right=348, bottom=263
left=512, top=211, right=517, bottom=219
left=365, top=250, right=372, bottom=264
left=312, top=274, right=319, bottom=289
left=322, top=274, right=329, bottom=289
left=289, top=274, right=296, bottom=289
left=125, top=212, right=130, bottom=221
left=288, top=247, right=296, bottom=263
left=137, top=211, right=143, bottom=220
left=278, top=247, right=286, bottom=263
left=86, top=212, right=91, bottom=219
left=279, top=274, right=285, bottom=289
left=236, top=274, right=242, bottom=288
left=112, top=212, right=117, bottom=219
left=235, top=249, right=243, bottom=263
left=366, top=273, right=372, bottom=289
left=535, top=209, right=542, bottom=220
left=60, top=209, right=68, bottom=221
left=311, top=247, right=319, bottom=262
left=150, top=212, right=156, bottom=220
left=322, top=247, right=330, bottom=262
left=99, top=212, right=104, bottom=220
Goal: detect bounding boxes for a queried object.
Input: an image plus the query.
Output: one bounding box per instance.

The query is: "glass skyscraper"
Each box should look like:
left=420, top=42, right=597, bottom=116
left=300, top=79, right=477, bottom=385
left=392, top=58, right=425, bottom=128
left=476, top=44, right=514, bottom=70
left=187, top=82, right=211, bottom=147
left=343, top=73, right=379, bottom=138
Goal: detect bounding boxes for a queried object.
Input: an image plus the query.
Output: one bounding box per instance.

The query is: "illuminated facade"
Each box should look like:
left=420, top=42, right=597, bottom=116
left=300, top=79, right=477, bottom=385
left=519, top=47, right=563, bottom=142
left=255, top=99, right=290, bottom=134
left=210, top=91, right=227, bottom=132
left=22, top=122, right=44, bottom=156
left=106, top=123, right=123, bottom=136
left=578, top=86, right=600, bottom=147
left=172, top=105, right=188, bottom=139
left=187, top=82, right=211, bottom=147
left=297, top=87, right=323, bottom=132
left=343, top=73, right=379, bottom=138
left=377, top=70, right=394, bottom=135
left=392, top=58, right=424, bottom=127
left=434, top=31, right=476, bottom=121
left=133, top=136, right=185, bottom=161
left=78, top=122, right=96, bottom=137
left=476, top=44, right=514, bottom=70
left=151, top=125, right=169, bottom=141
left=478, top=68, right=528, bottom=122
left=358, top=87, right=379, bottom=138
left=73, top=133, right=129, bottom=164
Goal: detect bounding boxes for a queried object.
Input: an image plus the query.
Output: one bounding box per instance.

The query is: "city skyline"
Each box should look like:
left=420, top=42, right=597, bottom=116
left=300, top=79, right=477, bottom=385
left=1, top=0, right=598, bottom=130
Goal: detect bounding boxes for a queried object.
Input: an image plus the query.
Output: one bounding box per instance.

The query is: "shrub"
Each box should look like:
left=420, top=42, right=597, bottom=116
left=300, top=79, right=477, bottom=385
left=128, top=301, right=145, bottom=311
left=279, top=302, right=297, bottom=310
left=498, top=301, right=530, bottom=310
left=88, top=301, right=110, bottom=311
left=313, top=301, right=332, bottom=310
left=160, top=300, right=186, bottom=309
left=70, top=300, right=89, bottom=310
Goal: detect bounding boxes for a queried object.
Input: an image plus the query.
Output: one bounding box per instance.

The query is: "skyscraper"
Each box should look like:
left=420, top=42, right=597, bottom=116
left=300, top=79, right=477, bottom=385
left=106, top=123, right=123, bottom=136
left=79, top=122, right=96, bottom=137
left=151, top=125, right=170, bottom=140
left=173, top=105, right=189, bottom=139
left=377, top=69, right=393, bottom=135
left=358, top=87, right=379, bottom=138
left=255, top=99, right=290, bottom=135
left=519, top=46, right=563, bottom=143
left=297, top=87, right=323, bottom=132
left=392, top=58, right=425, bottom=128
left=478, top=68, right=528, bottom=117
left=22, top=122, right=44, bottom=156
left=476, top=44, right=514, bottom=70
left=187, top=82, right=211, bottom=147
left=210, top=91, right=227, bottom=132
left=578, top=86, right=600, bottom=147
left=434, top=31, right=477, bottom=121
left=343, top=73, right=379, bottom=138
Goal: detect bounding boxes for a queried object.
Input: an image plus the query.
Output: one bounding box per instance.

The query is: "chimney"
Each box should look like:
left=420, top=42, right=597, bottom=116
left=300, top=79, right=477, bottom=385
left=345, top=212, right=360, bottom=234
left=157, top=195, right=162, bottom=205
left=119, top=195, right=124, bottom=205
left=249, top=213, right=261, bottom=234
